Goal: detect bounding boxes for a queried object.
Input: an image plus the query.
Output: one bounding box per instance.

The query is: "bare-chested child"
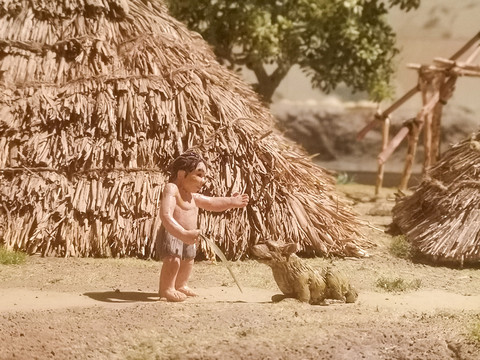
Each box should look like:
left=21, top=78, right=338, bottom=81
left=158, top=151, right=249, bottom=302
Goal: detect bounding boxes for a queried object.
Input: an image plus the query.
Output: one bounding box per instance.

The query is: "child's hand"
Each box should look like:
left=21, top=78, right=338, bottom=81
left=231, top=193, right=249, bottom=208
left=184, top=229, right=201, bottom=245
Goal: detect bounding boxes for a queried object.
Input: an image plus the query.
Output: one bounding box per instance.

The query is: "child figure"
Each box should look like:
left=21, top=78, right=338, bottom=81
left=158, top=151, right=249, bottom=302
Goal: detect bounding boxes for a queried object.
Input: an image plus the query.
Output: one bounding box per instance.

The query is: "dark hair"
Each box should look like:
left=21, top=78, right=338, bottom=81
left=168, top=150, right=206, bottom=181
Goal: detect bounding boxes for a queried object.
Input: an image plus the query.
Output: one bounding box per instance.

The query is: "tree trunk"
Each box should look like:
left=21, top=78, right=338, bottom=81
left=249, top=63, right=291, bottom=103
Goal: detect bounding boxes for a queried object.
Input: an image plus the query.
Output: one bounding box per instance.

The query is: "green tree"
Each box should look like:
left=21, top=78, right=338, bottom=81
left=166, top=0, right=420, bottom=102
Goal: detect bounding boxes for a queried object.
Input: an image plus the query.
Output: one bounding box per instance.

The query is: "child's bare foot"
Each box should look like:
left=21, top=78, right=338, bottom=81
left=177, top=286, right=198, bottom=297
left=160, top=288, right=188, bottom=302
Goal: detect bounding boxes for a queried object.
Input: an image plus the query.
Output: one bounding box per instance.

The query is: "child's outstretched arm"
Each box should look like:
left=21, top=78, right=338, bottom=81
left=160, top=183, right=199, bottom=244
left=194, top=192, right=249, bottom=212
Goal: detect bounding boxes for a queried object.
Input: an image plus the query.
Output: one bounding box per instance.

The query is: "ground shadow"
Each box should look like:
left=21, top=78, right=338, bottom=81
left=83, top=290, right=159, bottom=303
left=271, top=294, right=289, bottom=303
left=209, top=299, right=274, bottom=304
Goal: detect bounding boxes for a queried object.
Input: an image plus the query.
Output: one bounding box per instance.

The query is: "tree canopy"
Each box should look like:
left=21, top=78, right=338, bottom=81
left=166, top=0, right=421, bottom=102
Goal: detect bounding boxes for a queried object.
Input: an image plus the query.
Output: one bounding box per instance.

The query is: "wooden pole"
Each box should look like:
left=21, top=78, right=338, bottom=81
left=430, top=73, right=447, bottom=164
left=432, top=74, right=457, bottom=164
left=375, top=116, right=390, bottom=195
left=399, top=120, right=422, bottom=191
left=378, top=125, right=410, bottom=165
left=422, top=71, right=436, bottom=173
left=423, top=109, right=433, bottom=174
left=431, top=99, right=443, bottom=164
left=466, top=44, right=480, bottom=63
left=399, top=70, right=432, bottom=190
left=356, top=118, right=382, bottom=141
left=356, top=86, right=418, bottom=140
left=449, top=31, right=480, bottom=60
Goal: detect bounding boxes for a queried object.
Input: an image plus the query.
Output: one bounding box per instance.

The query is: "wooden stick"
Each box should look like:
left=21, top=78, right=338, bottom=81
left=433, top=57, right=480, bottom=72
left=433, top=58, right=457, bottom=67
left=378, top=125, right=410, bottom=165
left=200, top=234, right=243, bottom=293
left=422, top=106, right=433, bottom=173
left=422, top=76, right=437, bottom=173
left=449, top=31, right=480, bottom=60
left=431, top=100, right=443, bottom=164
left=452, top=68, right=480, bottom=77
left=398, top=70, right=434, bottom=189
left=378, top=86, right=418, bottom=121
left=356, top=118, right=382, bottom=141
left=357, top=86, right=419, bottom=140
left=399, top=120, right=422, bottom=190
left=407, top=63, right=442, bottom=71
left=375, top=116, right=390, bottom=195
left=466, top=44, right=480, bottom=63
left=430, top=73, right=451, bottom=164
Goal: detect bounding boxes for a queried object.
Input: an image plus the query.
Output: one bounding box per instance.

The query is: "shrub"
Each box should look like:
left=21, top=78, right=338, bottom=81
left=0, top=246, right=27, bottom=265
left=336, top=172, right=355, bottom=185
left=470, top=321, right=480, bottom=343
left=389, top=235, right=414, bottom=259
left=375, top=276, right=421, bottom=292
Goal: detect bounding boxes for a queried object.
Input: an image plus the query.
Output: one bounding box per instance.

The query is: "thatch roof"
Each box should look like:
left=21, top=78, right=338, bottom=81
left=0, top=0, right=368, bottom=260
left=392, top=130, right=480, bottom=265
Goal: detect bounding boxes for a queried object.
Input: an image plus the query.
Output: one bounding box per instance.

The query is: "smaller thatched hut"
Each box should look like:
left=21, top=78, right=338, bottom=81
left=392, top=130, right=480, bottom=265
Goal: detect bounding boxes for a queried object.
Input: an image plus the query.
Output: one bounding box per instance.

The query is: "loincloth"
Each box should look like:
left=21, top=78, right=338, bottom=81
left=156, top=225, right=196, bottom=260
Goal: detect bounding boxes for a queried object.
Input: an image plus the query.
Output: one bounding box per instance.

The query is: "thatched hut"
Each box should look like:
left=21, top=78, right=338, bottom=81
left=392, top=130, right=480, bottom=265
left=0, top=0, right=368, bottom=260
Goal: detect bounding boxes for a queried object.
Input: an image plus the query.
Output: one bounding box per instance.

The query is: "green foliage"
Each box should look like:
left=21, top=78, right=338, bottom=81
left=0, top=246, right=27, bottom=265
left=166, top=0, right=421, bottom=102
left=470, top=321, right=480, bottom=343
left=336, top=172, right=355, bottom=185
left=389, top=235, right=413, bottom=259
left=388, top=0, right=420, bottom=10
left=125, top=339, right=162, bottom=360
left=375, top=276, right=421, bottom=292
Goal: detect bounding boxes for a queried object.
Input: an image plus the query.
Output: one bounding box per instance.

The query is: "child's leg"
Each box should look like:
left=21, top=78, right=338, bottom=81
left=159, top=256, right=187, bottom=302
left=176, top=258, right=197, bottom=296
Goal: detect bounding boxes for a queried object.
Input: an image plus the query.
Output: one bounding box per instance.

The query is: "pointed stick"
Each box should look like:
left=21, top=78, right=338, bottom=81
left=200, top=234, right=243, bottom=293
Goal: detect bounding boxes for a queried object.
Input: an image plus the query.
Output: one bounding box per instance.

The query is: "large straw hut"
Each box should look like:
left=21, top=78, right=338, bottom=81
left=0, top=0, right=368, bottom=260
left=392, top=130, right=480, bottom=265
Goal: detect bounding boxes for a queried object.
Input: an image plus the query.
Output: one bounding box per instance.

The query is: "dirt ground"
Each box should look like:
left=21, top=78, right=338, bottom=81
left=1, top=184, right=480, bottom=360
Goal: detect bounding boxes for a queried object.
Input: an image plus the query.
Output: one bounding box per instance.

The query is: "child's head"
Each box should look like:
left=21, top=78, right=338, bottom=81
left=168, top=150, right=206, bottom=182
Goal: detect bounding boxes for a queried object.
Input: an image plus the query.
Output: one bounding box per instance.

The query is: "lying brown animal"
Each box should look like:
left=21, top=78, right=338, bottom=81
left=252, top=241, right=358, bottom=304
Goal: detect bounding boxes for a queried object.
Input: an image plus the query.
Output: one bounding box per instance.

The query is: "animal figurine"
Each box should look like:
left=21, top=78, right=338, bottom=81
left=252, top=240, right=358, bottom=304
left=323, top=267, right=358, bottom=303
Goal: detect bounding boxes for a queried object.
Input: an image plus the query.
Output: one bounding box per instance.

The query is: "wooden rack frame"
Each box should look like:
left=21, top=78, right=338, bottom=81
left=357, top=32, right=480, bottom=194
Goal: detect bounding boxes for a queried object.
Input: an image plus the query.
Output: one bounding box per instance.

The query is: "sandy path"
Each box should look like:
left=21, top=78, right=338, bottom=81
left=2, top=287, right=479, bottom=313
left=0, top=286, right=276, bottom=312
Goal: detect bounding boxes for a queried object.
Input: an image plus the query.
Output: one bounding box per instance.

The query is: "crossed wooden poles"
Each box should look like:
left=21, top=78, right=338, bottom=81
left=357, top=32, right=480, bottom=194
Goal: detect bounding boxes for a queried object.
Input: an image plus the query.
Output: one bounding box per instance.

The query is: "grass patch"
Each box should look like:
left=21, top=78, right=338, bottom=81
left=470, top=321, right=480, bottom=343
left=336, top=172, right=355, bottom=185
left=0, top=246, right=27, bottom=265
left=125, top=339, right=164, bottom=360
left=389, top=235, right=414, bottom=259
left=375, top=276, right=421, bottom=292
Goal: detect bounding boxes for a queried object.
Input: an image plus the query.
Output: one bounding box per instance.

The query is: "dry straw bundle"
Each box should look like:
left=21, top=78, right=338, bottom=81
left=392, top=130, right=480, bottom=265
left=0, top=0, right=368, bottom=259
